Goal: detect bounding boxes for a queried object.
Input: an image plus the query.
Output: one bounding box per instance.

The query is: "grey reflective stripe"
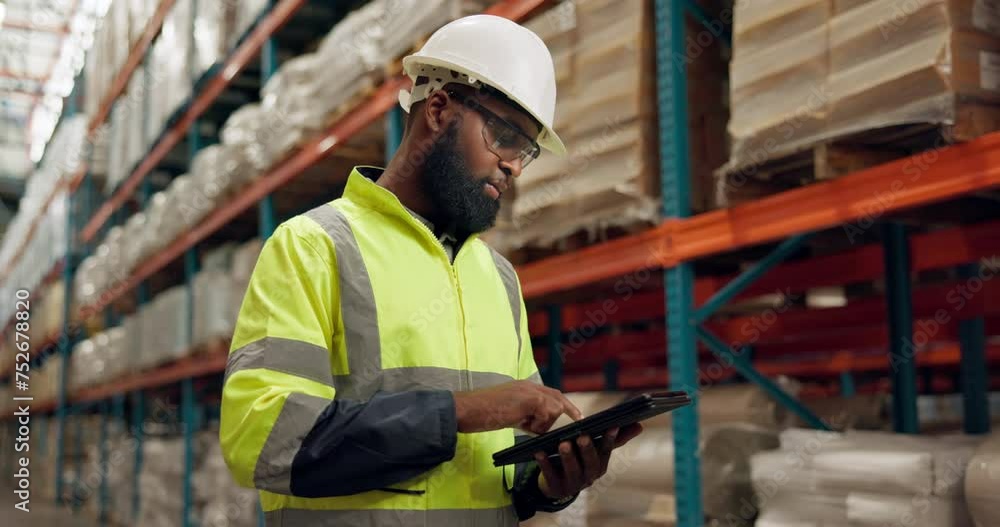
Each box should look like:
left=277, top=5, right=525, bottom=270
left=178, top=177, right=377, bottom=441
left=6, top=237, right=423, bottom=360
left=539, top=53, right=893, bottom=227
left=488, top=247, right=522, bottom=361
left=525, top=371, right=543, bottom=386
left=253, top=392, right=329, bottom=494
left=335, top=366, right=513, bottom=393
left=305, top=205, right=382, bottom=400
left=265, top=505, right=518, bottom=527
left=225, top=337, right=333, bottom=387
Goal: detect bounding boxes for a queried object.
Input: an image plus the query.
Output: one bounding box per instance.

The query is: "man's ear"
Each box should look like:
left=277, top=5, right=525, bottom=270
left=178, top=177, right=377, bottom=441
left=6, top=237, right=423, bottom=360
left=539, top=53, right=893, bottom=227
left=423, top=90, right=456, bottom=135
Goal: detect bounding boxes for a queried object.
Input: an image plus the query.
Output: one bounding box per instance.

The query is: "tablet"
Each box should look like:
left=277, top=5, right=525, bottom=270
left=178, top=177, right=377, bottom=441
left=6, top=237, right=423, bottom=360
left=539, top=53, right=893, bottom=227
left=492, top=390, right=692, bottom=466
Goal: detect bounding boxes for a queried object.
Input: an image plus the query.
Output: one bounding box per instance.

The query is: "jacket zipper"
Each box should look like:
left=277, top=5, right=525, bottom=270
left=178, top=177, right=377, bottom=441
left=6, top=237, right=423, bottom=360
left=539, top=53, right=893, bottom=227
left=408, top=218, right=473, bottom=391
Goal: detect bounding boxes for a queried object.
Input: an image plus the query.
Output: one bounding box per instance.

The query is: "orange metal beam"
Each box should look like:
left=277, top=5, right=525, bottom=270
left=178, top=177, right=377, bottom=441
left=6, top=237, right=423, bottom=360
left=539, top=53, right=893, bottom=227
left=0, top=70, right=48, bottom=83
left=559, top=343, right=1000, bottom=392
left=77, top=0, right=310, bottom=242
left=528, top=219, right=1000, bottom=335
left=518, top=132, right=1000, bottom=298
left=72, top=346, right=228, bottom=406
left=0, top=21, right=69, bottom=34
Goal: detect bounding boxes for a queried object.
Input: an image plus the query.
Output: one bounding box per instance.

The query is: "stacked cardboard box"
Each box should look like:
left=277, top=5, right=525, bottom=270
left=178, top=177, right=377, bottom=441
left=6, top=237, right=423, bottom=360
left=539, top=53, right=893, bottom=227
left=719, top=0, right=1000, bottom=206
left=487, top=0, right=728, bottom=255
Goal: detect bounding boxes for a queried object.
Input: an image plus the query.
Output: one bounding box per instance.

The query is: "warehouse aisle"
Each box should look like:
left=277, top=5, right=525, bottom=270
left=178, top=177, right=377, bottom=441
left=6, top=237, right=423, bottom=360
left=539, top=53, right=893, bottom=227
left=0, top=484, right=99, bottom=527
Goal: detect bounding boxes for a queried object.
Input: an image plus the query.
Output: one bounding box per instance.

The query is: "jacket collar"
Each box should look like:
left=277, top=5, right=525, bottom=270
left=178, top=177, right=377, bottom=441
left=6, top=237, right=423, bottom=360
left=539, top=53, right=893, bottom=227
left=342, top=166, right=477, bottom=250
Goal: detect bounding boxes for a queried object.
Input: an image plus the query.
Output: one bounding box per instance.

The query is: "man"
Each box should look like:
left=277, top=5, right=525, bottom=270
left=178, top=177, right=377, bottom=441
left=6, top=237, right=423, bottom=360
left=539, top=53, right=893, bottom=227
left=220, top=14, right=642, bottom=526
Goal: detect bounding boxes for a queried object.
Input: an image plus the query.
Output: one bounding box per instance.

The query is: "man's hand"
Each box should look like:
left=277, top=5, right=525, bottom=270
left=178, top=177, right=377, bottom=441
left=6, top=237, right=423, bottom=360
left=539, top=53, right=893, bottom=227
left=453, top=381, right=583, bottom=434
left=535, top=423, right=643, bottom=500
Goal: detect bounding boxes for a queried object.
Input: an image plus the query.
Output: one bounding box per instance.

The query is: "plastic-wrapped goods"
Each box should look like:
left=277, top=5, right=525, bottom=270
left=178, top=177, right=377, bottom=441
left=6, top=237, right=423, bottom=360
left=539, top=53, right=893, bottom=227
left=75, top=255, right=101, bottom=311
left=317, top=1, right=385, bottom=72
left=139, top=437, right=187, bottom=527
left=847, top=492, right=972, bottom=527
left=487, top=0, right=662, bottom=253
left=103, top=225, right=128, bottom=289
left=723, top=0, right=1000, bottom=175
left=258, top=53, right=329, bottom=163
left=148, top=0, right=194, bottom=147
left=231, top=238, right=264, bottom=285
left=195, top=430, right=260, bottom=527
left=228, top=0, right=271, bottom=51
left=191, top=144, right=254, bottom=206
left=379, top=0, right=492, bottom=60
left=122, top=313, right=143, bottom=373
left=98, top=432, right=137, bottom=525
left=122, top=212, right=150, bottom=276
left=104, top=326, right=129, bottom=382
left=193, top=270, right=240, bottom=348
left=106, top=99, right=130, bottom=192
left=220, top=104, right=279, bottom=173
left=202, top=243, right=239, bottom=272
left=966, top=433, right=1000, bottom=527
left=0, top=116, right=81, bottom=322
left=137, top=286, right=190, bottom=369
left=192, top=0, right=227, bottom=80
left=754, top=492, right=850, bottom=527
left=70, top=337, right=100, bottom=390
left=754, top=428, right=984, bottom=527
left=611, top=425, right=779, bottom=522
left=142, top=190, right=171, bottom=251
left=165, top=175, right=201, bottom=241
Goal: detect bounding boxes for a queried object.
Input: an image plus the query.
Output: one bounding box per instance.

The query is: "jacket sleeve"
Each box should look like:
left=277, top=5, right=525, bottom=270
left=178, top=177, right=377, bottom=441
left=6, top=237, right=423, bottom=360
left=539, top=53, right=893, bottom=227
left=508, top=279, right=578, bottom=520
left=220, top=221, right=457, bottom=498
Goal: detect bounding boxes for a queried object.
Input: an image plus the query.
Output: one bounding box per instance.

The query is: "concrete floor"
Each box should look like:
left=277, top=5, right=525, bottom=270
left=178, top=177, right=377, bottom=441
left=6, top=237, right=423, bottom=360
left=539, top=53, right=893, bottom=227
left=0, top=484, right=99, bottom=527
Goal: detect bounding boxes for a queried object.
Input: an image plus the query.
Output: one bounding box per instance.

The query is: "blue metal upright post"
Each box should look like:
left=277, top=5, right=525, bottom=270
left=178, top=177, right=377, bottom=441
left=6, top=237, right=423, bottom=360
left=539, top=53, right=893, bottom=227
left=131, top=391, right=144, bottom=521
left=259, top=0, right=279, bottom=240
left=958, top=263, right=990, bottom=434
left=99, top=400, right=110, bottom=525
left=657, top=1, right=702, bottom=524
left=882, top=222, right=919, bottom=434
left=841, top=371, right=857, bottom=398
left=387, top=107, right=405, bottom=162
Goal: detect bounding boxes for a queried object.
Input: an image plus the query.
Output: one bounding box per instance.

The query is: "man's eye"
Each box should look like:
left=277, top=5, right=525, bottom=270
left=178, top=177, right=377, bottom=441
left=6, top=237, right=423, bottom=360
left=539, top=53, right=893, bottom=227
left=495, top=128, right=521, bottom=148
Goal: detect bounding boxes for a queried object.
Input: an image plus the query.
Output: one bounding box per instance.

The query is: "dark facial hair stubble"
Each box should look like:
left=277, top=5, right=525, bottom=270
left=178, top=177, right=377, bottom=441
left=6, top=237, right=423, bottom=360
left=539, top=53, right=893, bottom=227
left=423, top=121, right=501, bottom=234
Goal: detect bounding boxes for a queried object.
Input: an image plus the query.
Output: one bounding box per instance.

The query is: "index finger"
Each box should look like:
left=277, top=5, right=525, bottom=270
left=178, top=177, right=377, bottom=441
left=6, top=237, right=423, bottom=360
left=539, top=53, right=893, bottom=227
left=542, top=386, right=582, bottom=421
left=557, top=391, right=583, bottom=421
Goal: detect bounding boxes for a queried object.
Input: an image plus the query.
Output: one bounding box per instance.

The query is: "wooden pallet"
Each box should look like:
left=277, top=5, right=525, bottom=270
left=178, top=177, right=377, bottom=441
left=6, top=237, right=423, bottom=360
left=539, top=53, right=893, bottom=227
left=713, top=103, right=1000, bottom=209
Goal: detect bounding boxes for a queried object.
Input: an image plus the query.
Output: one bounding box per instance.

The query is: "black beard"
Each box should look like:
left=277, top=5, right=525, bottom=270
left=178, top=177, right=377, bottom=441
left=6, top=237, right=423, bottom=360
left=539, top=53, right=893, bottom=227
left=422, top=121, right=501, bottom=235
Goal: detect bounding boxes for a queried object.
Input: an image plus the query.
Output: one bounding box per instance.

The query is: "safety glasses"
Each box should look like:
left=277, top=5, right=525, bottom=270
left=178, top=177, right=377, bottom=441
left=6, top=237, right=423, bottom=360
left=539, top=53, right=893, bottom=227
left=447, top=90, right=541, bottom=169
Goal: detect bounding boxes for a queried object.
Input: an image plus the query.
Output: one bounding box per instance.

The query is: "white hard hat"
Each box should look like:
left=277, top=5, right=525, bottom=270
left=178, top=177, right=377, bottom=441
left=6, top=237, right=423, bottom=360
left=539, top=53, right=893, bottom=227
left=399, top=14, right=566, bottom=156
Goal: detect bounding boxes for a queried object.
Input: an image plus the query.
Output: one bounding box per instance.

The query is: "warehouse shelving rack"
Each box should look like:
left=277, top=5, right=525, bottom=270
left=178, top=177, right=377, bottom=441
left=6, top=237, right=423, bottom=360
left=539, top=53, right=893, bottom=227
left=1, top=0, right=998, bottom=526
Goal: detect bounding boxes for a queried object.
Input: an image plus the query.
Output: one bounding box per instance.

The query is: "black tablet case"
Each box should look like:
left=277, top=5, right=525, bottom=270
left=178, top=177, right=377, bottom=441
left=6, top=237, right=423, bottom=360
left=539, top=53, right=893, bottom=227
left=492, top=391, right=692, bottom=466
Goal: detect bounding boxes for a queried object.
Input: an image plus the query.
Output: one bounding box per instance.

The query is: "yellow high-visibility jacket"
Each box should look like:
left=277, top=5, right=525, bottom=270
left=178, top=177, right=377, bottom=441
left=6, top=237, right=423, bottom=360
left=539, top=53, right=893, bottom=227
left=220, top=167, right=570, bottom=526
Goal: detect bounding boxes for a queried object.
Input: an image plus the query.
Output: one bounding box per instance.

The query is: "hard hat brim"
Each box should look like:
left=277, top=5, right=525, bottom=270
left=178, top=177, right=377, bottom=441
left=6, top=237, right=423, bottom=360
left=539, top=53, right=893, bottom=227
left=402, top=55, right=567, bottom=157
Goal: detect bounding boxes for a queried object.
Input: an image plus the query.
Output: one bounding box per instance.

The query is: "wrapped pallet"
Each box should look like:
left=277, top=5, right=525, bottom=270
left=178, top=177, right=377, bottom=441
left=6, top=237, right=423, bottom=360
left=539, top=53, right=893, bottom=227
left=196, top=429, right=260, bottom=527
left=193, top=270, right=240, bottom=348
left=190, top=144, right=254, bottom=206
left=752, top=428, right=983, bottom=527
left=531, top=424, right=779, bottom=527
left=489, top=0, right=727, bottom=253
left=965, top=432, right=1000, bottom=527
left=139, top=437, right=188, bottom=527
left=227, top=0, right=271, bottom=51
left=221, top=103, right=277, bottom=173
left=719, top=0, right=1000, bottom=206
